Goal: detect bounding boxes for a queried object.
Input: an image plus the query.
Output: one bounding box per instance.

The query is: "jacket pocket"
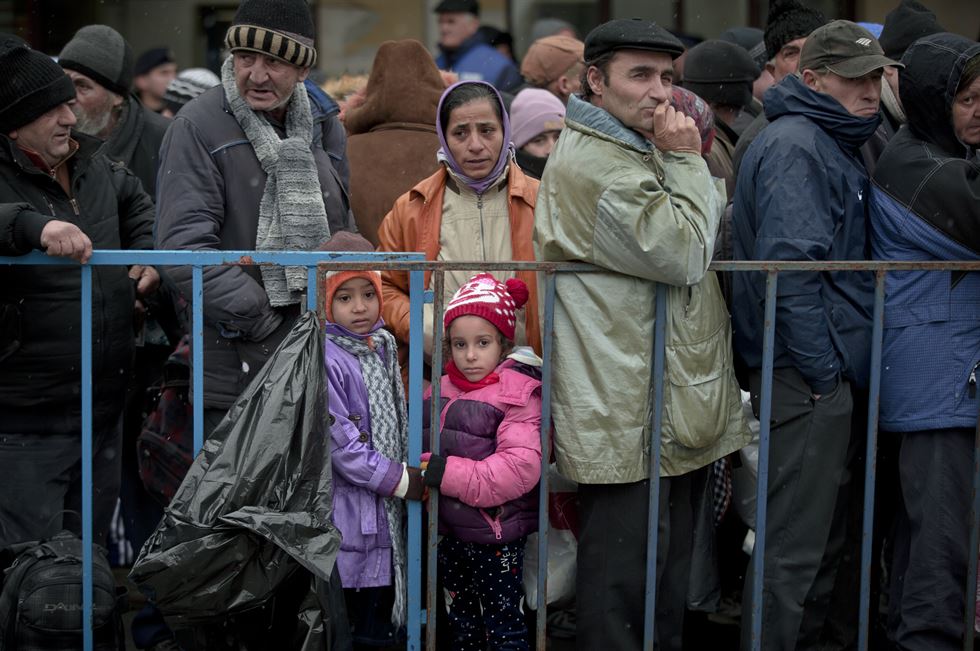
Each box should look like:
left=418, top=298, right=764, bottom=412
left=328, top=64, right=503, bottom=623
left=662, top=277, right=739, bottom=451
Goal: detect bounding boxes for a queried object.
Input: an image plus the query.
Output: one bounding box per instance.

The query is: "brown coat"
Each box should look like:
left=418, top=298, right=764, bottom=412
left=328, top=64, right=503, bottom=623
left=345, top=40, right=445, bottom=246
left=376, top=163, right=541, bottom=383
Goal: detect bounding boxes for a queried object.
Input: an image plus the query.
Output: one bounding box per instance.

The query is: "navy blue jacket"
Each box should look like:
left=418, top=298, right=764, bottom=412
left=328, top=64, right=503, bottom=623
left=732, top=74, right=879, bottom=393
left=870, top=33, right=980, bottom=432
left=436, top=35, right=522, bottom=92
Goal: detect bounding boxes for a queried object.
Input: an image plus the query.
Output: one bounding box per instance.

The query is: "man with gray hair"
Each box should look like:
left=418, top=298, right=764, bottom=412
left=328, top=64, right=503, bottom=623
left=59, top=25, right=171, bottom=198
left=155, top=0, right=356, bottom=429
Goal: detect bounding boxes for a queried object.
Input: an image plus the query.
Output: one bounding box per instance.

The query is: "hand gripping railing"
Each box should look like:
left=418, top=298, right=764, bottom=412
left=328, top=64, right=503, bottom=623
left=2, top=252, right=980, bottom=651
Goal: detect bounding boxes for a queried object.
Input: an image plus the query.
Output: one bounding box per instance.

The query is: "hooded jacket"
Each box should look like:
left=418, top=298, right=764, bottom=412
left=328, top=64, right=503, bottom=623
left=324, top=320, right=403, bottom=588
left=436, top=34, right=523, bottom=93
left=732, top=74, right=879, bottom=394
left=534, top=95, right=751, bottom=482
left=155, top=83, right=357, bottom=409
left=345, top=40, right=444, bottom=246
left=870, top=33, right=980, bottom=432
left=423, top=358, right=541, bottom=544
left=0, top=132, right=155, bottom=434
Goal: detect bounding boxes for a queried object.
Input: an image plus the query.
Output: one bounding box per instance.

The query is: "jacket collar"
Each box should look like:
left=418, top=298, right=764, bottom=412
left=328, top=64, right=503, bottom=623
left=409, top=160, right=536, bottom=207
left=0, top=130, right=102, bottom=177
left=565, top=94, right=653, bottom=154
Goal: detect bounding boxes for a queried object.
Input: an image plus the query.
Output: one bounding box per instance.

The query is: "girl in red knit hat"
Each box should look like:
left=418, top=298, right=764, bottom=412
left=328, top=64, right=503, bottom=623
left=420, top=272, right=543, bottom=650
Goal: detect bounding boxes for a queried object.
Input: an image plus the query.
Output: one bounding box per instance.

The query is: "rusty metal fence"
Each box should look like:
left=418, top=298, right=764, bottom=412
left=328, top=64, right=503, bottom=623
left=2, top=251, right=979, bottom=651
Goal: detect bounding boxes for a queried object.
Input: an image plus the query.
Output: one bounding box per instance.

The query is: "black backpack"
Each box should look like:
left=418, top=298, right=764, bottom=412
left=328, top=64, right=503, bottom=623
left=0, top=531, right=125, bottom=651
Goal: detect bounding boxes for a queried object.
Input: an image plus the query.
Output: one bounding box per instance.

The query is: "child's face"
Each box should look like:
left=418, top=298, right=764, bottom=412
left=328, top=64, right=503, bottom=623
left=449, top=315, right=503, bottom=383
left=331, top=277, right=379, bottom=334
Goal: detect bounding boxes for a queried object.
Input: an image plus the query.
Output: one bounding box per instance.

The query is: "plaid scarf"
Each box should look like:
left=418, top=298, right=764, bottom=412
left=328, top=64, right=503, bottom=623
left=221, top=56, right=330, bottom=307
left=325, top=328, right=408, bottom=626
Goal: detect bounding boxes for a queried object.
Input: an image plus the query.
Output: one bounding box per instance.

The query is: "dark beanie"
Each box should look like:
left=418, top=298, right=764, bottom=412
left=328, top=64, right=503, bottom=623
left=683, top=40, right=759, bottom=109
left=134, top=46, right=175, bottom=76
left=224, top=0, right=317, bottom=68
left=879, top=0, right=945, bottom=60
left=0, top=36, right=76, bottom=134
left=764, top=0, right=827, bottom=61
left=59, top=25, right=133, bottom=96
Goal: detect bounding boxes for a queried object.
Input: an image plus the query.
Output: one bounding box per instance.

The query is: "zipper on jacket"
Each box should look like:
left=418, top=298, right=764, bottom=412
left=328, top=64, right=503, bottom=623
left=46, top=198, right=56, bottom=216
left=969, top=362, right=979, bottom=399
left=477, top=194, right=487, bottom=261
left=69, top=198, right=80, bottom=216
left=479, top=509, right=503, bottom=540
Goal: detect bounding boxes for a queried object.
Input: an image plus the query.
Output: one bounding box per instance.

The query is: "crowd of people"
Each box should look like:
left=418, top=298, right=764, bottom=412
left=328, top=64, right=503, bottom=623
left=0, top=0, right=977, bottom=649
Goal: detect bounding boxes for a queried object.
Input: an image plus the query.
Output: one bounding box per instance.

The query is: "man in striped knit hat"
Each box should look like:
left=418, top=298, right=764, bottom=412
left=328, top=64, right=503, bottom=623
left=156, top=0, right=357, bottom=433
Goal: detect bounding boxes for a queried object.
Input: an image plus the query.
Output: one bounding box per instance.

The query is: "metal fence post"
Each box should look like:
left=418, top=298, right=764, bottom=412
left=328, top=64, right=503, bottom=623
left=81, top=264, right=94, bottom=651
left=535, top=272, right=557, bottom=649
left=192, top=266, right=204, bottom=455
left=858, top=271, right=886, bottom=650
left=642, top=282, right=668, bottom=650
left=750, top=270, right=779, bottom=651
left=407, top=269, right=425, bottom=651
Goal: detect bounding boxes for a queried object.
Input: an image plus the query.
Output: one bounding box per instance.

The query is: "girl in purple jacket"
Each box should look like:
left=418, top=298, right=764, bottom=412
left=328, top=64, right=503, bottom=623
left=421, top=273, right=543, bottom=650
left=322, top=233, right=425, bottom=647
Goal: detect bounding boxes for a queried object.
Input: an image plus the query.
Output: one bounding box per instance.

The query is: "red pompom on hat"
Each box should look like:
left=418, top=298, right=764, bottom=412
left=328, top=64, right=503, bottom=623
left=443, top=273, right=529, bottom=340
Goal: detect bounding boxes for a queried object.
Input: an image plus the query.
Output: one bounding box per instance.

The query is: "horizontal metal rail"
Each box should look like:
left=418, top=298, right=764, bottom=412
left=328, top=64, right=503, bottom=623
left=1, top=250, right=977, bottom=651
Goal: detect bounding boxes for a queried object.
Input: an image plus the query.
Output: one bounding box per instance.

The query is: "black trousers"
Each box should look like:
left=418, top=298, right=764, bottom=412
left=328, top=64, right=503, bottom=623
left=575, top=467, right=708, bottom=651
left=888, top=428, right=974, bottom=651
left=0, top=420, right=122, bottom=547
left=741, top=368, right=857, bottom=651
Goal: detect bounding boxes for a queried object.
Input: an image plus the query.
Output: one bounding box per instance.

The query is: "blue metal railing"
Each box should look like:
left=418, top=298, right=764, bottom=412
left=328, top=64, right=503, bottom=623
left=2, top=251, right=979, bottom=651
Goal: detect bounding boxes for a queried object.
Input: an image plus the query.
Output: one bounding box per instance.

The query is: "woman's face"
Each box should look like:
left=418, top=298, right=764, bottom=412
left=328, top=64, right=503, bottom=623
left=521, top=130, right=561, bottom=158
left=953, top=75, right=980, bottom=146
left=446, top=98, right=504, bottom=179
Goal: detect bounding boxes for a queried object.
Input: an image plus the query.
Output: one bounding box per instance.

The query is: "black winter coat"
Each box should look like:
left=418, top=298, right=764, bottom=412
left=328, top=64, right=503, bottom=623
left=103, top=95, right=170, bottom=199
left=0, top=132, right=155, bottom=434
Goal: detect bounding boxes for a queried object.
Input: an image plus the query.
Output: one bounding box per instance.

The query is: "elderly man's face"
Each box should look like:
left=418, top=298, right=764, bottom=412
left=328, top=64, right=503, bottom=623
left=588, top=49, right=674, bottom=134
left=438, top=12, right=478, bottom=50
left=66, top=70, right=122, bottom=137
left=9, top=102, right=77, bottom=168
left=233, top=52, right=309, bottom=114
left=804, top=68, right=883, bottom=117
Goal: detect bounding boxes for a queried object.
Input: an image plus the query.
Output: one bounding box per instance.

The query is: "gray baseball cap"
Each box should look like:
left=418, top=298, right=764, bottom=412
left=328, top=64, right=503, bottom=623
left=799, top=20, right=902, bottom=78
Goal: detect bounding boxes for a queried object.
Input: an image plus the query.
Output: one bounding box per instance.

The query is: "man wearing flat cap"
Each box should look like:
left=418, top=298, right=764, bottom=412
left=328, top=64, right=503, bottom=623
left=731, top=20, right=901, bottom=650
left=535, top=17, right=751, bottom=650
left=521, top=34, right=584, bottom=104
left=0, top=36, right=156, bottom=549
left=156, top=0, right=356, bottom=428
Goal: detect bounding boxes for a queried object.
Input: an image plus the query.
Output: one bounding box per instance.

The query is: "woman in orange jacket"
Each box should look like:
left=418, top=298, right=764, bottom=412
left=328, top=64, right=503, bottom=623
left=376, top=80, right=540, bottom=385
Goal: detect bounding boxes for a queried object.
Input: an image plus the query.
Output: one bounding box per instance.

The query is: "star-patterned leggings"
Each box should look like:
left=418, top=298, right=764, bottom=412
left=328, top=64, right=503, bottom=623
left=437, top=535, right=529, bottom=650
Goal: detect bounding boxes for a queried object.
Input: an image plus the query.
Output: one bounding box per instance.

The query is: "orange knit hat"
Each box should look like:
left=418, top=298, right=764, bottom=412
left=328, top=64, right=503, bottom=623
left=319, top=232, right=384, bottom=323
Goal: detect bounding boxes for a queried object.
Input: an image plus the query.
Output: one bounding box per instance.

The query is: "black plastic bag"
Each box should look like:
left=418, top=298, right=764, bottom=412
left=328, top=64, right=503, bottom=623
left=129, top=312, right=346, bottom=649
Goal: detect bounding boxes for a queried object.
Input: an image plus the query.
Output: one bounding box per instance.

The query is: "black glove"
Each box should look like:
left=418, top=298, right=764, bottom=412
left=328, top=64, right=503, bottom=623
left=422, top=454, right=447, bottom=489
left=403, top=467, right=426, bottom=501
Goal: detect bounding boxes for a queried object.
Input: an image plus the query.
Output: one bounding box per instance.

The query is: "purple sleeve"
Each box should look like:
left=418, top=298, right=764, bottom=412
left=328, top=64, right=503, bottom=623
left=326, top=346, right=404, bottom=496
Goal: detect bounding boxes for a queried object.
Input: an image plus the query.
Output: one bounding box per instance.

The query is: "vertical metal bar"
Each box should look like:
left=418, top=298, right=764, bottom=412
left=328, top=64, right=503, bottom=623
left=642, top=283, right=668, bottom=650
left=965, top=378, right=980, bottom=650
left=751, top=271, right=779, bottom=651
left=192, top=266, right=204, bottom=454
left=426, top=271, right=445, bottom=651
left=81, top=264, right=93, bottom=651
left=407, top=269, right=425, bottom=651
left=535, top=272, right=557, bottom=649
left=307, top=265, right=317, bottom=313
left=858, top=271, right=886, bottom=651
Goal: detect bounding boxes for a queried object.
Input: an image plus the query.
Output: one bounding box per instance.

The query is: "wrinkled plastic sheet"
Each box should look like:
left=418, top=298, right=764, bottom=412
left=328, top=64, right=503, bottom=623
left=130, top=312, right=342, bottom=646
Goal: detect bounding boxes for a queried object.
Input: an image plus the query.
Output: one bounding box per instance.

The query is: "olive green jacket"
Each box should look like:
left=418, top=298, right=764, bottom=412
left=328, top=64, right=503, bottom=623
left=533, top=95, right=751, bottom=482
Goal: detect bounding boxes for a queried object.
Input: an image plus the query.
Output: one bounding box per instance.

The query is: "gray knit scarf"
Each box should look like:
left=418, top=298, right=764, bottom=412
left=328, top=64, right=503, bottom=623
left=221, top=56, right=330, bottom=307
left=325, top=328, right=409, bottom=627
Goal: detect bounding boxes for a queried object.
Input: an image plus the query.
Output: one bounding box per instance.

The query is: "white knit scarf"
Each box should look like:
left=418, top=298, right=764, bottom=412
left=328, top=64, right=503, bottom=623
left=221, top=56, right=330, bottom=307
left=325, top=328, right=409, bottom=627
